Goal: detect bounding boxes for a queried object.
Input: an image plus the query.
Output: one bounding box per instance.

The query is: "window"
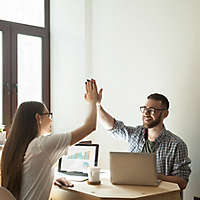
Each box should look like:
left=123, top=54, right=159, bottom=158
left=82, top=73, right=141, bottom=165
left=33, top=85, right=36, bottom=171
left=17, top=34, right=42, bottom=105
left=0, top=0, right=50, bottom=126
left=0, top=0, right=45, bottom=27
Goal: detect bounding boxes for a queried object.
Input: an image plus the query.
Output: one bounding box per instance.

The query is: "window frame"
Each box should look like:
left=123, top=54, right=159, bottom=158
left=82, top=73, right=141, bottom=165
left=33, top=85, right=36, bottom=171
left=0, top=0, right=50, bottom=125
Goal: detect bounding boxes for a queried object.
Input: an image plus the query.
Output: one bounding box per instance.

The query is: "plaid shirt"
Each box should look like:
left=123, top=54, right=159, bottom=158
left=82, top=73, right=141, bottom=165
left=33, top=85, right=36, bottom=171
left=109, top=119, right=191, bottom=181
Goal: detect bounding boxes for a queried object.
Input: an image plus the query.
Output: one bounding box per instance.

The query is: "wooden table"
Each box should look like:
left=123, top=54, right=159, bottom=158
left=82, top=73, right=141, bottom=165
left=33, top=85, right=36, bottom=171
left=50, top=178, right=181, bottom=200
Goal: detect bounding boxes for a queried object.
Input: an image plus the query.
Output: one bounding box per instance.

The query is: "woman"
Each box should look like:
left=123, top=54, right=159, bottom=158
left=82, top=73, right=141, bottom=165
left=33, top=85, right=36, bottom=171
left=1, top=79, right=98, bottom=200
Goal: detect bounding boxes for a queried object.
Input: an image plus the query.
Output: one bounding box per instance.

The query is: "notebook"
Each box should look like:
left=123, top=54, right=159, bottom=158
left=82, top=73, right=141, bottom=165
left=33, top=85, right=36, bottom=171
left=58, top=143, right=99, bottom=178
left=110, top=152, right=161, bottom=186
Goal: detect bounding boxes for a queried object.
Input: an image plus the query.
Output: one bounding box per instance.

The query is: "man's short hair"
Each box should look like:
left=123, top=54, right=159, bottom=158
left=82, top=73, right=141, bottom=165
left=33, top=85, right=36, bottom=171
left=147, top=93, right=169, bottom=110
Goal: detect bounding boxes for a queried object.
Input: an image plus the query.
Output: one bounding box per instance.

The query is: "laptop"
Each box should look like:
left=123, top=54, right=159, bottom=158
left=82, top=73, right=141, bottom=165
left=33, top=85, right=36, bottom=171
left=110, top=152, right=160, bottom=186
left=58, top=143, right=99, bottom=177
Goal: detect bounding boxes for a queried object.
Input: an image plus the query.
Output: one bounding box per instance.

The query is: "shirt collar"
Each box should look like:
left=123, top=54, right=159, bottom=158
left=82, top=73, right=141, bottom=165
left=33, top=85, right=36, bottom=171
left=143, top=125, right=167, bottom=143
left=154, top=126, right=167, bottom=143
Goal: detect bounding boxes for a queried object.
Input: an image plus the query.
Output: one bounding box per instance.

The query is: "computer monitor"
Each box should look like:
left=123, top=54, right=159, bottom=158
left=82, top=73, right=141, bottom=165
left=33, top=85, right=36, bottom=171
left=58, top=143, right=99, bottom=176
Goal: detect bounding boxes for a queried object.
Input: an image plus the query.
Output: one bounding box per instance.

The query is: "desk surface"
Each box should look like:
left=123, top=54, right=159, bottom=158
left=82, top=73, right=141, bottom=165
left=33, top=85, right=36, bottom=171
left=50, top=178, right=181, bottom=200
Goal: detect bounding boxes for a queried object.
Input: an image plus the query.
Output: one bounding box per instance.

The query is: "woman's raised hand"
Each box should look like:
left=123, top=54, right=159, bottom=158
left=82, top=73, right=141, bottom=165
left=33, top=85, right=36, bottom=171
left=84, top=79, right=98, bottom=104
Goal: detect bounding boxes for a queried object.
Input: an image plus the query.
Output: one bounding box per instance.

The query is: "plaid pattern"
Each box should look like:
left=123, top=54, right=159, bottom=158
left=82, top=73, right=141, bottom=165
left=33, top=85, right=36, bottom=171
left=109, top=119, right=191, bottom=181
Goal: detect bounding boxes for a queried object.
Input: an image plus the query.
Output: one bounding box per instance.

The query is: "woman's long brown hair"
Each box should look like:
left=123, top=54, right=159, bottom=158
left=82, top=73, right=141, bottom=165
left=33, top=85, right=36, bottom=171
left=1, top=101, right=45, bottom=199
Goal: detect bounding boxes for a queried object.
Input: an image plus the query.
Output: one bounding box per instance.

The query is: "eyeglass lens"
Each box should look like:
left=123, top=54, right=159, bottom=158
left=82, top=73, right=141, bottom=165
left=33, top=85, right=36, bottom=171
left=140, top=107, right=155, bottom=115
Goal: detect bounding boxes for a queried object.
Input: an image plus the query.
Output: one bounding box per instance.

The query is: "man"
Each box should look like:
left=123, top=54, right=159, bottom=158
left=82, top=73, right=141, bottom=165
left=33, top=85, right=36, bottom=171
left=97, top=88, right=191, bottom=190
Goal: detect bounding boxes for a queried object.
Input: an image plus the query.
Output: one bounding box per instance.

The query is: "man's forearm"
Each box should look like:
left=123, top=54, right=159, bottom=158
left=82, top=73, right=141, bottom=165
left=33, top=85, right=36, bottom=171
left=98, top=104, right=114, bottom=130
left=157, top=174, right=187, bottom=190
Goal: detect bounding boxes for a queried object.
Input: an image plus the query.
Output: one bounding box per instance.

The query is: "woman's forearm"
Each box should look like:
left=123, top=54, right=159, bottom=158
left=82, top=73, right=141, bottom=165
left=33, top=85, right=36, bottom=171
left=70, top=103, right=97, bottom=145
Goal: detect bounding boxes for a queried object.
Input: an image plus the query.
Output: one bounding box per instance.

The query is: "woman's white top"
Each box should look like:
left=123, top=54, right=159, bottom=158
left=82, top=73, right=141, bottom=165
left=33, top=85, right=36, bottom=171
left=19, top=132, right=72, bottom=200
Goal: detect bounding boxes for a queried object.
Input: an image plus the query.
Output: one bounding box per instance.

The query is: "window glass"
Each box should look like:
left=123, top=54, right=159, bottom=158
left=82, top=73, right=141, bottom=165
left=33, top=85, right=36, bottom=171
left=0, top=0, right=44, bottom=27
left=17, top=34, right=42, bottom=106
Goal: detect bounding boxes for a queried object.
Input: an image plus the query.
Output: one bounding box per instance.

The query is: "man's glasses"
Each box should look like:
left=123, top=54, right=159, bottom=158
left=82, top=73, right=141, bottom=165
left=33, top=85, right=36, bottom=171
left=140, top=106, right=167, bottom=115
left=40, top=112, right=53, bottom=119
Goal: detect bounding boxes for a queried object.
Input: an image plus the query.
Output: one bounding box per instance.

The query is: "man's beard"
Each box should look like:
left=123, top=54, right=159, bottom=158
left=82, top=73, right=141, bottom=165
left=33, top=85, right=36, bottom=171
left=143, top=113, right=162, bottom=129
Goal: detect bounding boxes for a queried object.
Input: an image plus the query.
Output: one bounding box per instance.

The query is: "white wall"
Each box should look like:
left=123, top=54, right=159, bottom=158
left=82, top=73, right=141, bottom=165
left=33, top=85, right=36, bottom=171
left=51, top=0, right=200, bottom=199
left=51, top=0, right=89, bottom=133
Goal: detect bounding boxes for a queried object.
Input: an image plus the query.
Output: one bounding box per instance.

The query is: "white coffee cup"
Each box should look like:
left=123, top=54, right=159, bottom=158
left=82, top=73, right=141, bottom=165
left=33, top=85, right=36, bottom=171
left=87, top=167, right=100, bottom=183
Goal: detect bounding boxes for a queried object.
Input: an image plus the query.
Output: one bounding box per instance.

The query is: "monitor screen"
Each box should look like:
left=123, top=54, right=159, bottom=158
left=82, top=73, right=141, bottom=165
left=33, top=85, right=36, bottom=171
left=58, top=143, right=99, bottom=175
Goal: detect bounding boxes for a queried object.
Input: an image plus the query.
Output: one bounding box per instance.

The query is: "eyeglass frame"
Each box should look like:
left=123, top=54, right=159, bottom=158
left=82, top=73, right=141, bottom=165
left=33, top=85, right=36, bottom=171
left=40, top=112, right=53, bottom=119
left=140, top=106, right=167, bottom=115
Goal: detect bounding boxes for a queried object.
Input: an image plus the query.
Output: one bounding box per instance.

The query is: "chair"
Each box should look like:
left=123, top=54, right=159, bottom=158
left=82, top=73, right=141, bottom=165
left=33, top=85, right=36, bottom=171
left=0, top=187, right=16, bottom=200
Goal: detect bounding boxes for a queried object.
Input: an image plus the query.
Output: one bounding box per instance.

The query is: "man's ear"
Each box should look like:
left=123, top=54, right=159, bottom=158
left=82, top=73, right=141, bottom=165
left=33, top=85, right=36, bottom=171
left=35, top=113, right=41, bottom=123
left=163, top=110, right=169, bottom=118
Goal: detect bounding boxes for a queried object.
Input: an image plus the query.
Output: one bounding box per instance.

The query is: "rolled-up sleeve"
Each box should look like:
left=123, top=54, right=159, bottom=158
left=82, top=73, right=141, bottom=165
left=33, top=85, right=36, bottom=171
left=108, top=119, right=137, bottom=143
left=171, top=141, right=191, bottom=181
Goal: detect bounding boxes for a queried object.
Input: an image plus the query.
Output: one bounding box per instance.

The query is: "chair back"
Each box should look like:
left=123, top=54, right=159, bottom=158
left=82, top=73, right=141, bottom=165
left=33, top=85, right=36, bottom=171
left=0, top=186, right=16, bottom=200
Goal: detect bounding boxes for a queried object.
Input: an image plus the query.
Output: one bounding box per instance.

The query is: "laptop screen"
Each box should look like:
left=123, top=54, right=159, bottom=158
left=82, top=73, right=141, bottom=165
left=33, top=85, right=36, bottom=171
left=58, top=143, right=99, bottom=176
